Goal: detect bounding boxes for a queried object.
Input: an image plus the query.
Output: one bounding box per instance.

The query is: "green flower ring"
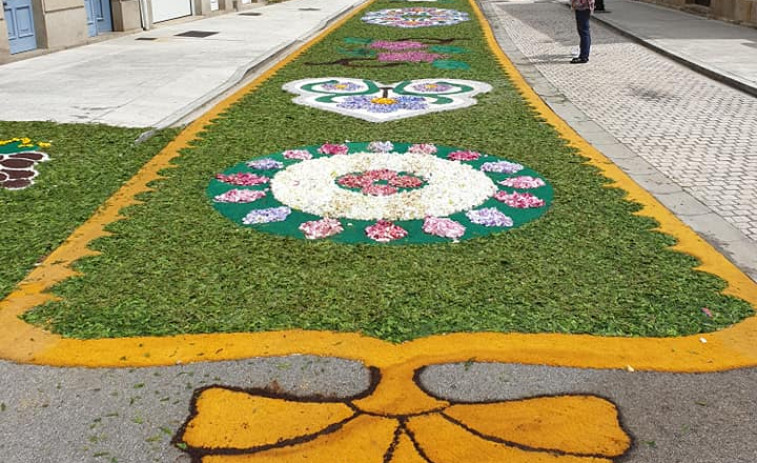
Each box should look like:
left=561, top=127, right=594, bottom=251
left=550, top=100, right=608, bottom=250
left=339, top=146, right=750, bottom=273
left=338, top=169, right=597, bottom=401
left=208, top=142, right=553, bottom=244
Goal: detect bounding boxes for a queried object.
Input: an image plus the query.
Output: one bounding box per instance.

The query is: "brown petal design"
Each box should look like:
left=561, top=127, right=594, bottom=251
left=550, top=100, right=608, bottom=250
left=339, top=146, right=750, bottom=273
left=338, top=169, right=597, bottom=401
left=12, top=151, right=46, bottom=161
left=2, top=179, right=32, bottom=190
left=0, top=158, right=35, bottom=169
left=6, top=169, right=35, bottom=179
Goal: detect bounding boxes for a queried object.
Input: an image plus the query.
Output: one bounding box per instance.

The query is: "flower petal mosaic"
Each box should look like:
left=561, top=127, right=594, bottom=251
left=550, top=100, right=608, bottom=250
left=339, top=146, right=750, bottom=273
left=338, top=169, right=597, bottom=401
left=305, top=37, right=470, bottom=70
left=208, top=142, right=553, bottom=244
left=0, top=138, right=51, bottom=191
left=284, top=78, right=492, bottom=122
left=361, top=7, right=470, bottom=28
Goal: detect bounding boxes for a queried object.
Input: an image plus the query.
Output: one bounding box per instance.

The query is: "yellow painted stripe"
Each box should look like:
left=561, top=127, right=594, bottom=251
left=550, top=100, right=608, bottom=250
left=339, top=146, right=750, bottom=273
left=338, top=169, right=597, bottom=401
left=0, top=0, right=754, bottom=372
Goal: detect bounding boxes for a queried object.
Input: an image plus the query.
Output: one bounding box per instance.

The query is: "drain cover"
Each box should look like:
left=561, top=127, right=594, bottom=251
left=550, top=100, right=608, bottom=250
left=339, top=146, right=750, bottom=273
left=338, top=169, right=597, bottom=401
left=136, top=37, right=157, bottom=41
left=299, top=7, right=321, bottom=10
left=240, top=12, right=262, bottom=16
left=175, top=30, right=219, bottom=38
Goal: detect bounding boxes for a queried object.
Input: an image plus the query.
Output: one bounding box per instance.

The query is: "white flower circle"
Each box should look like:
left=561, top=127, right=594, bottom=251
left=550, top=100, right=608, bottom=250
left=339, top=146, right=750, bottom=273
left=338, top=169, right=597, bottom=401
left=270, top=151, right=497, bottom=221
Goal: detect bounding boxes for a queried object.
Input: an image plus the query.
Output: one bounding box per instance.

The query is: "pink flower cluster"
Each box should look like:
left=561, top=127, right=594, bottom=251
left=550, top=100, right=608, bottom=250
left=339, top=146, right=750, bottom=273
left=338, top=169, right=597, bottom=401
left=494, top=191, right=545, bottom=208
left=362, top=184, right=398, bottom=196
left=378, top=51, right=443, bottom=63
left=408, top=143, right=437, bottom=155
left=283, top=149, right=313, bottom=160
left=299, top=218, right=344, bottom=239
left=318, top=143, right=349, bottom=156
left=423, top=217, right=466, bottom=240
left=337, top=169, right=425, bottom=196
left=213, top=189, right=266, bottom=203
left=447, top=150, right=481, bottom=161
left=365, top=220, right=408, bottom=243
left=215, top=172, right=269, bottom=186
left=498, top=176, right=546, bottom=189
left=389, top=175, right=424, bottom=188
left=369, top=40, right=425, bottom=50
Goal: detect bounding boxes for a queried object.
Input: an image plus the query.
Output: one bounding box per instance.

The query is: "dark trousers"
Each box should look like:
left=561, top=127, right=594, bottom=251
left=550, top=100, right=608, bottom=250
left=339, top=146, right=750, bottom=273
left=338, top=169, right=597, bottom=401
left=575, top=9, right=591, bottom=60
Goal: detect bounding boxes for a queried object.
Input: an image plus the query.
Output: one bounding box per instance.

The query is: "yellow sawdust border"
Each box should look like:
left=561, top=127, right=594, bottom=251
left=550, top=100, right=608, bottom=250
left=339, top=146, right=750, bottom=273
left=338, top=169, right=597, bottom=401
left=0, top=0, right=755, bottom=372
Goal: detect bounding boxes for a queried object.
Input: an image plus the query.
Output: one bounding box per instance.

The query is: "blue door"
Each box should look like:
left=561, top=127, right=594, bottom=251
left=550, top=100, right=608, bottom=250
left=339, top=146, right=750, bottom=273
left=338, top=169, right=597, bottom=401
left=84, top=0, right=112, bottom=37
left=4, top=0, right=37, bottom=54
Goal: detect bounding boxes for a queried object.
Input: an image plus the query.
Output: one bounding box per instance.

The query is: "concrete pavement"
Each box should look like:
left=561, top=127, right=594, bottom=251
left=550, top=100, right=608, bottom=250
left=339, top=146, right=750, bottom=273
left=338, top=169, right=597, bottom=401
left=0, top=0, right=368, bottom=129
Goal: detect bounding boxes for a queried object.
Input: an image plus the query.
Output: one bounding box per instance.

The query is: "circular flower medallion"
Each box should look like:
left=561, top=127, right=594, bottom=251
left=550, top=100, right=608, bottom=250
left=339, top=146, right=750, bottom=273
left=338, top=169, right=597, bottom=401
left=208, top=142, right=553, bottom=244
left=361, top=8, right=470, bottom=28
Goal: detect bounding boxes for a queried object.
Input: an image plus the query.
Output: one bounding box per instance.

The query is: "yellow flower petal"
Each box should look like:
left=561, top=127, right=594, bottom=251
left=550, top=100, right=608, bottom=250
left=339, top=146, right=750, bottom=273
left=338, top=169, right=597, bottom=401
left=407, top=412, right=616, bottom=463
left=387, top=430, right=427, bottom=463
left=444, top=395, right=630, bottom=457
left=181, top=387, right=356, bottom=450
left=202, top=414, right=397, bottom=463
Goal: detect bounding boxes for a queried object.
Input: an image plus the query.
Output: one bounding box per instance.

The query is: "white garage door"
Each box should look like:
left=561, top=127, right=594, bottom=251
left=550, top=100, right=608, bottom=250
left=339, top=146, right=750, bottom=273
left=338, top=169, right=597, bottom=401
left=151, top=0, right=192, bottom=23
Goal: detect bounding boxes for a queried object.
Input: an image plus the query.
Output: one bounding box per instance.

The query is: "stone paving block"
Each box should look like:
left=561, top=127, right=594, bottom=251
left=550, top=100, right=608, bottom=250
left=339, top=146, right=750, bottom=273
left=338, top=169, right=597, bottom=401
left=568, top=120, right=609, bottom=134
left=656, top=191, right=716, bottom=217
left=589, top=142, right=639, bottom=160
left=630, top=173, right=686, bottom=195
left=685, top=212, right=755, bottom=243
left=610, top=155, right=663, bottom=176
left=492, top=1, right=757, bottom=243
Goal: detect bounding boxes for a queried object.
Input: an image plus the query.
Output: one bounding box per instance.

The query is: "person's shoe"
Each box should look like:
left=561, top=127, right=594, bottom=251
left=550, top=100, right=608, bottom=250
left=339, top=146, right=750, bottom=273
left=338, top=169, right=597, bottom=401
left=570, top=57, right=589, bottom=64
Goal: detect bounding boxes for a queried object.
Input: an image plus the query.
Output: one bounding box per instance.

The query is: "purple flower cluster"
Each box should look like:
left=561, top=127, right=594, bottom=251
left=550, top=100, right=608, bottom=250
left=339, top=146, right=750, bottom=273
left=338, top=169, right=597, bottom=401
left=368, top=141, right=395, bottom=153
left=337, top=96, right=428, bottom=113
left=321, top=82, right=363, bottom=92
left=480, top=161, right=524, bottom=174
left=246, top=158, right=284, bottom=170
left=242, top=207, right=291, bottom=225
left=466, top=208, right=514, bottom=227
left=411, top=83, right=454, bottom=93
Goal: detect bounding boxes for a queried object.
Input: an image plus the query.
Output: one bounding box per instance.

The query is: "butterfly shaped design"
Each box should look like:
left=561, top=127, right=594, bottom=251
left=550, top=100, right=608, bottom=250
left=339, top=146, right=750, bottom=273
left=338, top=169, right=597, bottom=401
left=283, top=78, right=492, bottom=122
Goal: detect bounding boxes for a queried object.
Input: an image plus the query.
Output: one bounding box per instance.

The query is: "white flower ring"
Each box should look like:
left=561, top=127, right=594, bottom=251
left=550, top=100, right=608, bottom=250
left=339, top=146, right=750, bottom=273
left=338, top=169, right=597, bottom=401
left=361, top=8, right=470, bottom=28
left=208, top=142, right=553, bottom=244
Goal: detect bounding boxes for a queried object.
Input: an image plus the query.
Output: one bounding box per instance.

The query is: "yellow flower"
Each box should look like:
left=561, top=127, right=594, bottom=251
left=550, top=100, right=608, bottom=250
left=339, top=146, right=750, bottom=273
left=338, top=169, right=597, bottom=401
left=370, top=97, right=398, bottom=105
left=38, top=142, right=52, bottom=148
left=176, top=368, right=631, bottom=463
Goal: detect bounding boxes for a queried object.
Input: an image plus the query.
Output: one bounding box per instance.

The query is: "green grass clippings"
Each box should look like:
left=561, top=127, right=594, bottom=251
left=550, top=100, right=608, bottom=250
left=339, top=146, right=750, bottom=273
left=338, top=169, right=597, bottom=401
left=21, top=0, right=754, bottom=341
left=0, top=123, right=177, bottom=300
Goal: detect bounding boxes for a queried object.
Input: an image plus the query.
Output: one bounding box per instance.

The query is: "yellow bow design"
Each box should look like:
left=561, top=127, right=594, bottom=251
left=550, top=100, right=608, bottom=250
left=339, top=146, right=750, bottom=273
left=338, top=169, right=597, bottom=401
left=175, top=365, right=631, bottom=463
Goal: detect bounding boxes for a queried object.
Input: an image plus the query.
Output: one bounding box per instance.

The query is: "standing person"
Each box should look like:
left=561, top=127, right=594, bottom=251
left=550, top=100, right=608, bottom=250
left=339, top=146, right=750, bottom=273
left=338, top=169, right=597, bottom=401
left=571, top=0, right=595, bottom=64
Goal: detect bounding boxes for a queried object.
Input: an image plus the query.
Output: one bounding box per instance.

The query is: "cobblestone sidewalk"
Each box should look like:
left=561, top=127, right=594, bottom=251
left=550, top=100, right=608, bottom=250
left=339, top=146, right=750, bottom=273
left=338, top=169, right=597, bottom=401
left=488, top=1, right=757, bottom=246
